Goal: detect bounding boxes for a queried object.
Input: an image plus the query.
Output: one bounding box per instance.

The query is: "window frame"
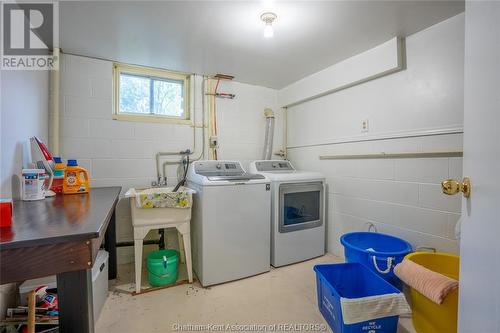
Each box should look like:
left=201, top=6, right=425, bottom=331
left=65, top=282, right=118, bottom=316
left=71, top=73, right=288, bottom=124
left=112, top=63, right=191, bottom=124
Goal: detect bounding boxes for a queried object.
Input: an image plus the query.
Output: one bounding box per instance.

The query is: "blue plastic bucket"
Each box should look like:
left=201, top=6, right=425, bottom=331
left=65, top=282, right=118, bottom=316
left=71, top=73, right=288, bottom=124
left=314, top=263, right=402, bottom=333
left=340, top=232, right=412, bottom=288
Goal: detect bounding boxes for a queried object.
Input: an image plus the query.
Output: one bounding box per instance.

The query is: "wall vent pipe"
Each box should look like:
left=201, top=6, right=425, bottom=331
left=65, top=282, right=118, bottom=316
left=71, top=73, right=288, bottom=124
left=262, top=108, right=275, bottom=160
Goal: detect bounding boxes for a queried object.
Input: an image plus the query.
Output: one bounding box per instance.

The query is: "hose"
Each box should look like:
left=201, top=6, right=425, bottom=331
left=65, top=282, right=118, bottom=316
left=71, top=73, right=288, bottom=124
left=173, top=155, right=190, bottom=192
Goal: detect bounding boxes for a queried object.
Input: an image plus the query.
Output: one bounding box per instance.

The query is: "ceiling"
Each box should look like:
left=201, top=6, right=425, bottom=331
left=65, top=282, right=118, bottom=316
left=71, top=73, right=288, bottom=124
left=60, top=1, right=464, bottom=89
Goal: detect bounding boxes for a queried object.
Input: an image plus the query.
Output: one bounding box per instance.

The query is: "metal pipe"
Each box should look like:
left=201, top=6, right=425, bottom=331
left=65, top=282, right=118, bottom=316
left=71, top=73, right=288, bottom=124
left=283, top=107, right=288, bottom=159
left=116, top=239, right=162, bottom=247
left=162, top=160, right=182, bottom=185
left=156, top=151, right=188, bottom=182
left=155, top=74, right=196, bottom=181
left=207, top=79, right=216, bottom=160
left=191, top=75, right=207, bottom=161
left=319, top=151, right=463, bottom=160
left=155, top=74, right=207, bottom=181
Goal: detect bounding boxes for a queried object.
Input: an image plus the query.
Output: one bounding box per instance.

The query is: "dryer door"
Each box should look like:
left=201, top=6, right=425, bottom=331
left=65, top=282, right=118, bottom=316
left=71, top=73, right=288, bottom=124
left=279, top=182, right=323, bottom=233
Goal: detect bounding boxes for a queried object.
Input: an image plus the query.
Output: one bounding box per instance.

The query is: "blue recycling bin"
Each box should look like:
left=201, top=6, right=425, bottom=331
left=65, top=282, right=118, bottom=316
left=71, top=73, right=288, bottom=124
left=314, top=263, right=404, bottom=333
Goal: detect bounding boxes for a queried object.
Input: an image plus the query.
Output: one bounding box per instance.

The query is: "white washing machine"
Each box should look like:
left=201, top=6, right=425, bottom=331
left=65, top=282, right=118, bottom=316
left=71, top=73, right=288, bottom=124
left=249, top=160, right=326, bottom=267
left=187, top=160, right=271, bottom=286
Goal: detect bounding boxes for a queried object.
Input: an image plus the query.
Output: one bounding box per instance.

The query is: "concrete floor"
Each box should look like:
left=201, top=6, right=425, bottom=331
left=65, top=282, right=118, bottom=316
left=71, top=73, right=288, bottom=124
left=96, top=253, right=416, bottom=333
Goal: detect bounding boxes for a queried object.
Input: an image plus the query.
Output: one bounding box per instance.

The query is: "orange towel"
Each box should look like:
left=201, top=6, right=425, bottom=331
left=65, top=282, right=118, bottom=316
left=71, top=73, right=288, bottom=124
left=394, top=259, right=458, bottom=305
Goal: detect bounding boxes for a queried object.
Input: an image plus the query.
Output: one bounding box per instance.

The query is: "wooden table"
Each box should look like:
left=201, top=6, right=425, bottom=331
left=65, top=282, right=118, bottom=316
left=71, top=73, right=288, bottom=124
left=0, top=187, right=121, bottom=333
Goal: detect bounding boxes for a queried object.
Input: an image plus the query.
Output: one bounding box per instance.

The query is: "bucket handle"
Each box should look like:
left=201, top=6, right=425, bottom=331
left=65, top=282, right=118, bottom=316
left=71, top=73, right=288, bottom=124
left=148, top=256, right=170, bottom=279
left=371, top=255, right=394, bottom=274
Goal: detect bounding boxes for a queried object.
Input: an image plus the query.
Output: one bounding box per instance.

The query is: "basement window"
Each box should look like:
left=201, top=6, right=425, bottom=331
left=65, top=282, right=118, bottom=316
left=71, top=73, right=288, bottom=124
left=113, top=63, right=190, bottom=123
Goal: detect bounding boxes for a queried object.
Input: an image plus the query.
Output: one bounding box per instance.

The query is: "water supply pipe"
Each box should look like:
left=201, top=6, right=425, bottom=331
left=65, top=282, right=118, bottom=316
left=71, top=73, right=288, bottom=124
left=155, top=74, right=207, bottom=183
left=262, top=108, right=275, bottom=160
left=155, top=75, right=214, bottom=186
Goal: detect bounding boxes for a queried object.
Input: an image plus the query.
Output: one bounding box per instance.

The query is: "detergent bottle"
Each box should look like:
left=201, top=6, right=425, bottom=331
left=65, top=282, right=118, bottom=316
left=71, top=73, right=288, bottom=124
left=63, top=159, right=90, bottom=194
left=50, top=157, right=65, bottom=193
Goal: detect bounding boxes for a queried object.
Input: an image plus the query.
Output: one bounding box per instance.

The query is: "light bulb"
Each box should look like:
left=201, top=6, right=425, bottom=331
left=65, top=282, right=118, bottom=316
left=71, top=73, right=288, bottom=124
left=260, top=12, right=277, bottom=39
left=264, top=24, right=274, bottom=38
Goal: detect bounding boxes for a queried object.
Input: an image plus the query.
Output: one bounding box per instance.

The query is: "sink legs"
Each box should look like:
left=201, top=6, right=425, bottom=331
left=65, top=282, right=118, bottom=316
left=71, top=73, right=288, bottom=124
left=182, top=232, right=193, bottom=283
left=134, top=238, right=143, bottom=294
left=133, top=223, right=193, bottom=294
left=178, top=232, right=186, bottom=264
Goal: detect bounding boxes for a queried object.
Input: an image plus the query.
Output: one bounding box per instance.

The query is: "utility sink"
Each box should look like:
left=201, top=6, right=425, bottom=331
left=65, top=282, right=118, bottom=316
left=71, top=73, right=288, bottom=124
left=126, top=186, right=196, bottom=292
left=125, top=187, right=195, bottom=227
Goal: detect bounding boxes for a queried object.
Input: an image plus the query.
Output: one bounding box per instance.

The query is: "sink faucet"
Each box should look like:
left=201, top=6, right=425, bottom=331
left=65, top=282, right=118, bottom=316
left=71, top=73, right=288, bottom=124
left=151, top=176, right=168, bottom=187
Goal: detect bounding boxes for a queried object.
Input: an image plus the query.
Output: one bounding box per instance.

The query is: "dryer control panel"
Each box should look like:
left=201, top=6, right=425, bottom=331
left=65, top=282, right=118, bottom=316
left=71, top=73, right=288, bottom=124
left=254, top=160, right=295, bottom=172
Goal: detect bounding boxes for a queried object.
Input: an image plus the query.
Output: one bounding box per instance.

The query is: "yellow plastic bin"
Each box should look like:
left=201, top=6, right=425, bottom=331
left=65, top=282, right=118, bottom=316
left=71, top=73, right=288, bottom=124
left=405, top=252, right=459, bottom=333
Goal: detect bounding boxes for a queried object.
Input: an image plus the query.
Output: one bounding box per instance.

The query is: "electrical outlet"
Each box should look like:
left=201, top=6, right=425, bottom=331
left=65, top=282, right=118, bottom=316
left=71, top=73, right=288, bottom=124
left=361, top=119, right=369, bottom=133
left=209, top=135, right=219, bottom=148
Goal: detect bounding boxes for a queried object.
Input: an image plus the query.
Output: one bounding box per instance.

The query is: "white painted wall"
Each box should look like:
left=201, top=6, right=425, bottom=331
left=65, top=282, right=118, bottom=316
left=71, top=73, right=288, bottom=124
left=1, top=71, right=49, bottom=199
left=58, top=54, right=281, bottom=263
left=278, top=37, right=403, bottom=107
left=216, top=80, right=283, bottom=168
left=0, top=70, right=49, bottom=318
left=285, top=14, right=464, bottom=256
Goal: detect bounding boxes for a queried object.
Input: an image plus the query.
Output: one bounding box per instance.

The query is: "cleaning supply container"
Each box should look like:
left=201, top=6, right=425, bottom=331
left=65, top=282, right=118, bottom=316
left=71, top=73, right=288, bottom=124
left=147, top=249, right=179, bottom=287
left=50, top=156, right=65, bottom=193
left=406, top=252, right=459, bottom=333
left=341, top=232, right=412, bottom=288
left=21, top=169, right=46, bottom=201
left=63, top=159, right=90, bottom=194
left=314, top=263, right=409, bottom=333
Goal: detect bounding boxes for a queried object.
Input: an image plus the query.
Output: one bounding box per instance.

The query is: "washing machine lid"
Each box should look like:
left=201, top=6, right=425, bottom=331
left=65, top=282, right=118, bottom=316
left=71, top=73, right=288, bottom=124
left=187, top=160, right=268, bottom=185
left=205, top=174, right=265, bottom=181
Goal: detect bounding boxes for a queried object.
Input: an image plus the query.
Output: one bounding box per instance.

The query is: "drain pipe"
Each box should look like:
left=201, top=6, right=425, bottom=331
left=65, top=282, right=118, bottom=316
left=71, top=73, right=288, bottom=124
left=262, top=108, right=275, bottom=160
left=49, top=47, right=61, bottom=154
left=155, top=151, right=189, bottom=185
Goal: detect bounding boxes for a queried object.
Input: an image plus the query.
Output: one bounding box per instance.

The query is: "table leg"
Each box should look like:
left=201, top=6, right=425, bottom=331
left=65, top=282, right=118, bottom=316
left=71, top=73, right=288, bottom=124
left=57, top=269, right=94, bottom=333
left=104, top=209, right=117, bottom=280
left=27, top=290, right=35, bottom=333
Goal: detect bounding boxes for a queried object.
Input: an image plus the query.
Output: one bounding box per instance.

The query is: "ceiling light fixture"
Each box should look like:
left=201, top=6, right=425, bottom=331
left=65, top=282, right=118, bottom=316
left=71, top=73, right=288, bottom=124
left=260, top=12, right=277, bottom=38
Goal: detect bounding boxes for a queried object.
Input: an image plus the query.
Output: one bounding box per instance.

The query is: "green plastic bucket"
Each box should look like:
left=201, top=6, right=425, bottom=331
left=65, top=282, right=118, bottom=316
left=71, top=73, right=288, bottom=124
left=147, top=249, right=179, bottom=287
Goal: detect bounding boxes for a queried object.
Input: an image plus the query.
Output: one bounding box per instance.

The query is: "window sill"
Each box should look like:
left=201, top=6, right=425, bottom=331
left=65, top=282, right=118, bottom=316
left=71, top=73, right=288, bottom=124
left=113, top=113, right=193, bottom=125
